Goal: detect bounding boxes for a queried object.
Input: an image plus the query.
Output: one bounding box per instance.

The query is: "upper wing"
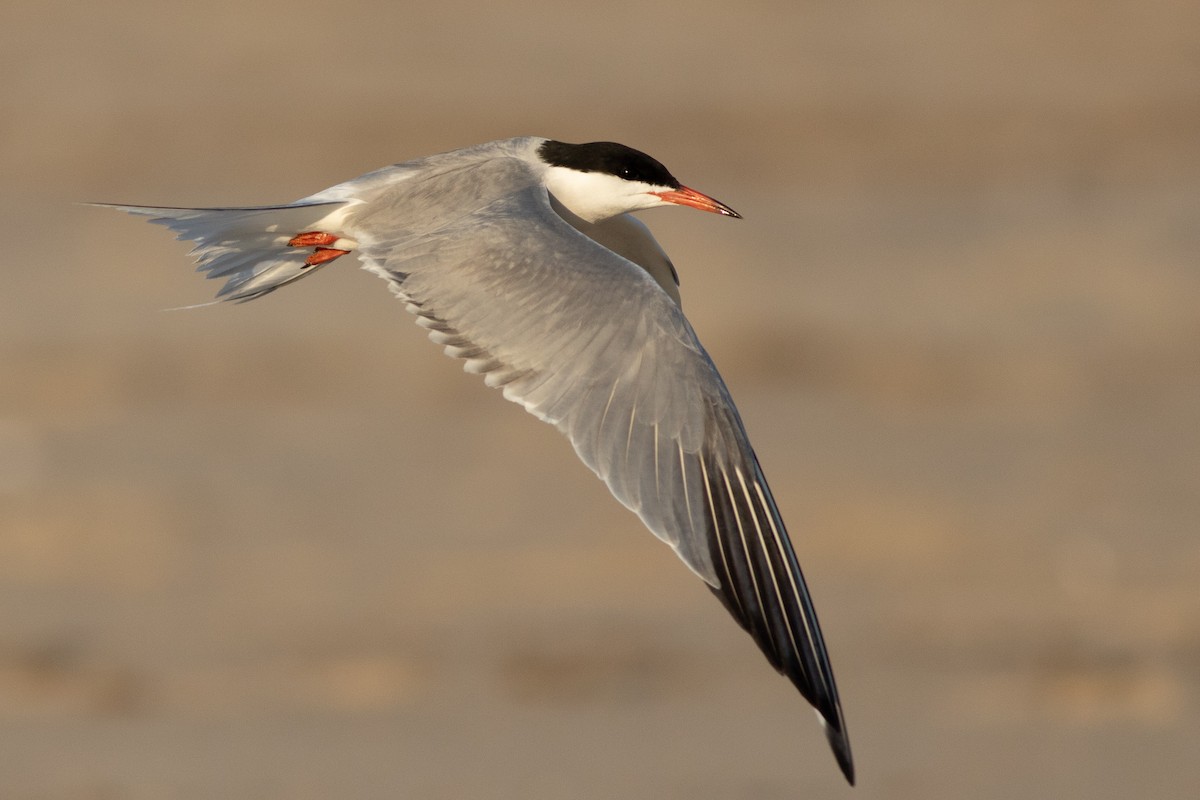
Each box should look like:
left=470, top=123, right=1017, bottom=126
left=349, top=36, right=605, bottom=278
left=347, top=162, right=854, bottom=782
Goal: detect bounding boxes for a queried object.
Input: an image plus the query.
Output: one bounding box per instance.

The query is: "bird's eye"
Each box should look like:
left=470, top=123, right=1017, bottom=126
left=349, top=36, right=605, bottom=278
left=620, top=167, right=633, bottom=178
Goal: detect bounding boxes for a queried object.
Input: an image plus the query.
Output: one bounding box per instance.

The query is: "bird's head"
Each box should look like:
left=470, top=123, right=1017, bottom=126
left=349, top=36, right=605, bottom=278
left=537, top=140, right=740, bottom=224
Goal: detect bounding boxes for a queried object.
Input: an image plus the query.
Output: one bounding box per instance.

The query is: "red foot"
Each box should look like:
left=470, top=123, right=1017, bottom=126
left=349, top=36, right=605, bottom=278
left=304, top=247, right=350, bottom=267
left=288, top=231, right=340, bottom=248
left=288, top=231, right=351, bottom=267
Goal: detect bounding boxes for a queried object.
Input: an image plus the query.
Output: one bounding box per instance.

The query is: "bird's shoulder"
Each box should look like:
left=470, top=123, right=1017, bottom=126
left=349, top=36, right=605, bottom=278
left=337, top=139, right=553, bottom=240
left=312, top=139, right=541, bottom=205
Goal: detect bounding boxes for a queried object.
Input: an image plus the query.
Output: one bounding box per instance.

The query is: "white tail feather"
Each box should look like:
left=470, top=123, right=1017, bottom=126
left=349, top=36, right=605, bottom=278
left=94, top=201, right=351, bottom=302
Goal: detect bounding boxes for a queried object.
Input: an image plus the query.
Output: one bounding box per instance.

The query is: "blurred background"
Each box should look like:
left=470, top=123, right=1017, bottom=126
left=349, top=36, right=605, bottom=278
left=2, top=1, right=1198, bottom=797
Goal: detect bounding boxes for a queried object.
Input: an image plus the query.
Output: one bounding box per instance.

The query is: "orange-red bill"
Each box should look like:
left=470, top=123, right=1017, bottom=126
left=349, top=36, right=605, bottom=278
left=651, top=185, right=741, bottom=218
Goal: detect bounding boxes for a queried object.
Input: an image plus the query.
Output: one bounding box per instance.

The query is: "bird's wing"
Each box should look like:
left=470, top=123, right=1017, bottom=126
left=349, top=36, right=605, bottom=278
left=347, top=157, right=853, bottom=780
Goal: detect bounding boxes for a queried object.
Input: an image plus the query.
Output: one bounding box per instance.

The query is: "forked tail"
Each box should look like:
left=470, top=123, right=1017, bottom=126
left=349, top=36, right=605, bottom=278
left=94, top=201, right=355, bottom=302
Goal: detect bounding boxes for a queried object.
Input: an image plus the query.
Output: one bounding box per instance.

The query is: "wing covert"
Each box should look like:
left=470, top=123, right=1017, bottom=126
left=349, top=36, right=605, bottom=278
left=350, top=167, right=853, bottom=782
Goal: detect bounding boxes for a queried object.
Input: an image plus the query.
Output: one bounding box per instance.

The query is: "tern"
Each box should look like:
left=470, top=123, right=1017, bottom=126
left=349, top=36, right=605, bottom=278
left=98, top=137, right=854, bottom=784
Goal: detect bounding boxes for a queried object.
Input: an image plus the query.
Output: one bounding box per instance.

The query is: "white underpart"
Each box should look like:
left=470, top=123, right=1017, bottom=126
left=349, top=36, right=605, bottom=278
left=292, top=204, right=361, bottom=252
left=307, top=203, right=361, bottom=240
left=542, top=166, right=672, bottom=223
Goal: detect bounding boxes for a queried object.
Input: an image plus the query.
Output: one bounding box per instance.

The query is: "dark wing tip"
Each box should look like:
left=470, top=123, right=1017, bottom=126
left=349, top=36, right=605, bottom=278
left=700, top=447, right=854, bottom=784
left=826, top=720, right=855, bottom=785
left=708, top=576, right=855, bottom=785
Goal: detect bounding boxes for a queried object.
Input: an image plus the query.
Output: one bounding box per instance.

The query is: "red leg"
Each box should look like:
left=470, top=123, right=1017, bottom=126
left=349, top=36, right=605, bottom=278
left=288, top=231, right=340, bottom=248
left=304, top=247, right=350, bottom=267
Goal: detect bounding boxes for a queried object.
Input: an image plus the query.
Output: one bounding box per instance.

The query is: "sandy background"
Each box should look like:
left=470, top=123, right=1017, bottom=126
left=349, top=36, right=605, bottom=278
left=2, top=1, right=1198, bottom=797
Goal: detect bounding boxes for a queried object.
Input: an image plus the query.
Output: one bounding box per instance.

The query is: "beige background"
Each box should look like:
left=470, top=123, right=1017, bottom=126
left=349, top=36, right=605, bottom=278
left=3, top=1, right=1198, bottom=797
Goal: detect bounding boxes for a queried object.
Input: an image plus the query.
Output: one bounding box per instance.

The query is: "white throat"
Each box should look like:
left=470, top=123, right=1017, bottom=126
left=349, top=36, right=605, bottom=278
left=542, top=165, right=665, bottom=224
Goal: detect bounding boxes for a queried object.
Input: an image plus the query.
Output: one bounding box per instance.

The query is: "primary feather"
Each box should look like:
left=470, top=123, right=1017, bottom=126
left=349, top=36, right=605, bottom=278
left=97, top=136, right=854, bottom=784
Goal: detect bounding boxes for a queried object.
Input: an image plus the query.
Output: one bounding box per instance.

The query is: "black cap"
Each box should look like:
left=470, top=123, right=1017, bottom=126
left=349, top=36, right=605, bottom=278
left=537, top=140, right=682, bottom=189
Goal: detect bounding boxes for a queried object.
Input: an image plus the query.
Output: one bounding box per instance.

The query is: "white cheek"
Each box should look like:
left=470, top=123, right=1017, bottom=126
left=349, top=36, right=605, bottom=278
left=544, top=167, right=657, bottom=223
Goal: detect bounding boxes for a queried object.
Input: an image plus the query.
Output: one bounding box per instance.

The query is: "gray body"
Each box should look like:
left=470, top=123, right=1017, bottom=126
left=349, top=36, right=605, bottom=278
left=100, top=136, right=854, bottom=783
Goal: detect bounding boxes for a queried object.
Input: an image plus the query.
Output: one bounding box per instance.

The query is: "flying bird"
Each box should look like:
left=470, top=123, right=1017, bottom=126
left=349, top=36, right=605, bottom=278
left=98, top=137, right=854, bottom=784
